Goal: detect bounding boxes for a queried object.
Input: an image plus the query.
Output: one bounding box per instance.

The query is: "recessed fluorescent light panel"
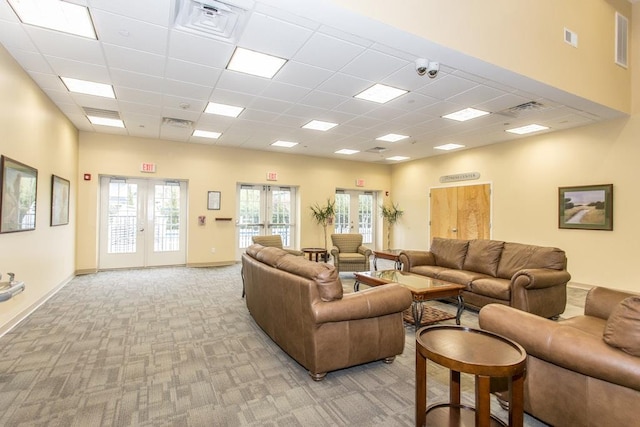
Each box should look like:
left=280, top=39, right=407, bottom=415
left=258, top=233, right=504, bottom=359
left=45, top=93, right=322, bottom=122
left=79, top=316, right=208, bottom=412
left=193, top=130, right=221, bottom=139
left=355, top=84, right=408, bottom=104
left=61, top=77, right=115, bottom=98
left=271, top=140, right=298, bottom=148
left=442, top=107, right=490, bottom=122
left=335, top=149, right=359, bottom=155
left=387, top=156, right=410, bottom=161
left=227, top=47, right=287, bottom=79
left=302, top=120, right=338, bottom=131
left=434, top=143, right=465, bottom=151
left=506, top=124, right=550, bottom=135
left=376, top=133, right=409, bottom=142
left=205, top=102, right=244, bottom=118
left=8, top=0, right=96, bottom=39
left=87, top=116, right=124, bottom=128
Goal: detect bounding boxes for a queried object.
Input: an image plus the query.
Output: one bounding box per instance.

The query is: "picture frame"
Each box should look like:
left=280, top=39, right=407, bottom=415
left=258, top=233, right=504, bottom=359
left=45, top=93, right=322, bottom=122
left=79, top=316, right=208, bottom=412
left=0, top=155, right=38, bottom=233
left=51, top=175, right=70, bottom=226
left=559, top=184, right=613, bottom=230
left=207, top=191, right=221, bottom=210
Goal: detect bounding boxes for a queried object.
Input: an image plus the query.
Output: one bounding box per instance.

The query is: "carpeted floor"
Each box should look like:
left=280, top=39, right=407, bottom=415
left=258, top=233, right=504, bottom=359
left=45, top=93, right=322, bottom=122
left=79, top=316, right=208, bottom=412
left=0, top=261, right=586, bottom=426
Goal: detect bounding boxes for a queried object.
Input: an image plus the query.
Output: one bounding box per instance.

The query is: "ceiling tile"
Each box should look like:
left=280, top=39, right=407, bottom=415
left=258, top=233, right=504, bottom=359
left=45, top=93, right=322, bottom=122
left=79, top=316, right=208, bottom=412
left=116, top=88, right=164, bottom=106
left=44, top=56, right=110, bottom=82
left=260, top=81, right=309, bottom=103
left=165, top=58, right=222, bottom=87
left=92, top=10, right=169, bottom=55
left=238, top=12, right=313, bottom=58
left=446, top=84, right=506, bottom=107
left=216, top=70, right=271, bottom=96
left=274, top=61, right=332, bottom=89
left=28, top=72, right=67, bottom=91
left=341, top=49, right=408, bottom=82
left=168, top=30, right=235, bottom=69
left=88, top=0, right=172, bottom=27
left=250, top=97, right=294, bottom=114
left=110, top=68, right=165, bottom=93
left=10, top=50, right=52, bottom=73
left=316, top=73, right=371, bottom=97
left=24, top=26, right=105, bottom=65
left=416, top=75, right=477, bottom=100
left=293, top=32, right=365, bottom=71
left=102, top=44, right=166, bottom=77
left=299, top=91, right=348, bottom=110
left=0, top=21, right=35, bottom=51
left=163, top=79, right=213, bottom=101
left=162, top=94, right=207, bottom=113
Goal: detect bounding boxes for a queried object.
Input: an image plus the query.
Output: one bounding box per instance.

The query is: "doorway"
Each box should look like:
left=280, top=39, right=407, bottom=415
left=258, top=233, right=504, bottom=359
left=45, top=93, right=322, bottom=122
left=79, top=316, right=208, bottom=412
left=430, top=183, right=491, bottom=240
left=236, top=184, right=297, bottom=253
left=334, top=190, right=376, bottom=245
left=98, top=177, right=187, bottom=269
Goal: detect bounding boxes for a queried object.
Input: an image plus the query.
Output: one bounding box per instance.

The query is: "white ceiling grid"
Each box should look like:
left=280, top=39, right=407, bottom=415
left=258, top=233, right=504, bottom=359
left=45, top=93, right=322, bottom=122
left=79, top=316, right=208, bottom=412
left=0, top=0, right=626, bottom=162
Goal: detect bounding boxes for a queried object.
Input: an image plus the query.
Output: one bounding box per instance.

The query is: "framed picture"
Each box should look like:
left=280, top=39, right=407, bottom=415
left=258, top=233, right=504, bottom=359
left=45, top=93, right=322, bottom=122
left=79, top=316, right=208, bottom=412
left=0, top=156, right=38, bottom=233
left=559, top=184, right=613, bottom=230
left=207, top=191, right=221, bottom=210
left=51, top=175, right=70, bottom=226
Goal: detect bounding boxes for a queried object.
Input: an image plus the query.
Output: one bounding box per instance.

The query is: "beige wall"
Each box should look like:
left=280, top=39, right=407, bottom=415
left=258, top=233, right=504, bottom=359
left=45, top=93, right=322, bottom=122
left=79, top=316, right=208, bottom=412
left=0, top=46, right=78, bottom=331
left=337, top=0, right=631, bottom=113
left=77, top=132, right=392, bottom=271
left=390, top=115, right=640, bottom=293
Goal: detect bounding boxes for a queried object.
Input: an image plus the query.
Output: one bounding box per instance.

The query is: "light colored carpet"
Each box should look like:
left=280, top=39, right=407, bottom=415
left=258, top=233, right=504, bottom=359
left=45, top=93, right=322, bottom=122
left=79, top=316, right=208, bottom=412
left=0, top=260, right=585, bottom=426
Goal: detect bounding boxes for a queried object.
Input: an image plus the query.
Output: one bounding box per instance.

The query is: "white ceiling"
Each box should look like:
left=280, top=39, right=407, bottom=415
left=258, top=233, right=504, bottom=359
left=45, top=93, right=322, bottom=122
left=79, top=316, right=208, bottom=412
left=0, top=0, right=626, bottom=163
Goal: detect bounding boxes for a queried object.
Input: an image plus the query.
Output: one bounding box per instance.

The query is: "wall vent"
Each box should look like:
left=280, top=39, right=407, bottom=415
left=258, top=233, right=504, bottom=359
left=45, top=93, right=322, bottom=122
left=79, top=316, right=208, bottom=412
left=174, top=0, right=252, bottom=43
left=615, top=12, right=628, bottom=68
left=162, top=117, right=194, bottom=128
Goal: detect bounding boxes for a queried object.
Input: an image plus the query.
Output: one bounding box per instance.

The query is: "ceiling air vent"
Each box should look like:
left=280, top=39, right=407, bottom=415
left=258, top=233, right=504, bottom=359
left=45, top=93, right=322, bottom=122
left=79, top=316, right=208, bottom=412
left=82, top=107, right=121, bottom=119
left=496, top=101, right=547, bottom=118
left=366, top=147, right=388, bottom=153
left=174, top=0, right=253, bottom=43
left=162, top=117, right=194, bottom=128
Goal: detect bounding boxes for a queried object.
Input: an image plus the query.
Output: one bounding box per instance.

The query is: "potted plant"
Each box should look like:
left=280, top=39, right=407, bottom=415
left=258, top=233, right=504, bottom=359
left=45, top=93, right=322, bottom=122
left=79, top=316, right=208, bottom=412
left=310, top=198, right=336, bottom=252
left=380, top=202, right=404, bottom=250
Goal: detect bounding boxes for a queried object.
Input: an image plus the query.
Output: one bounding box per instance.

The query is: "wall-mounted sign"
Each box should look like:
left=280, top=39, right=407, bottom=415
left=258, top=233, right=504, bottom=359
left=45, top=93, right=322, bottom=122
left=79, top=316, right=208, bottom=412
left=439, top=172, right=480, bottom=183
left=355, top=178, right=365, bottom=187
left=266, top=172, right=278, bottom=181
left=141, top=162, right=156, bottom=173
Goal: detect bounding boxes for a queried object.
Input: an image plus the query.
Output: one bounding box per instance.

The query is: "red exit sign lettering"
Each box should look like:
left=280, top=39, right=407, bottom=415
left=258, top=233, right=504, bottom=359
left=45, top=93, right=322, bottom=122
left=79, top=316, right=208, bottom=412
left=141, top=162, right=156, bottom=173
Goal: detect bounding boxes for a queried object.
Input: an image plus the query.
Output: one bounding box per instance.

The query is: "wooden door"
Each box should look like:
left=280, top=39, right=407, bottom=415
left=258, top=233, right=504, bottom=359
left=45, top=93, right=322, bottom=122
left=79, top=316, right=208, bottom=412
left=430, top=184, right=491, bottom=240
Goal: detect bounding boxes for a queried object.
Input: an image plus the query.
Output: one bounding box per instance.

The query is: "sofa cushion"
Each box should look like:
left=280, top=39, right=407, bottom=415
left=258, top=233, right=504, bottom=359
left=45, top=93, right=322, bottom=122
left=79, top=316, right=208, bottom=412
left=253, top=245, right=289, bottom=267
left=469, top=277, right=511, bottom=301
left=410, top=265, right=447, bottom=279
left=437, top=270, right=491, bottom=288
left=463, top=239, right=504, bottom=277
left=603, top=296, right=640, bottom=357
left=496, top=243, right=566, bottom=279
left=430, top=237, right=469, bottom=270
left=276, top=255, right=343, bottom=302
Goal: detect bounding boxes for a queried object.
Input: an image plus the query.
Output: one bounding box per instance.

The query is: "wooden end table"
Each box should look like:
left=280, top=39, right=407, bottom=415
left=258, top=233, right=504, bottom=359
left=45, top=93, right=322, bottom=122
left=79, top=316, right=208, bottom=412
left=372, top=249, right=403, bottom=270
left=416, top=325, right=527, bottom=427
left=301, top=247, right=328, bottom=262
left=353, top=270, right=465, bottom=328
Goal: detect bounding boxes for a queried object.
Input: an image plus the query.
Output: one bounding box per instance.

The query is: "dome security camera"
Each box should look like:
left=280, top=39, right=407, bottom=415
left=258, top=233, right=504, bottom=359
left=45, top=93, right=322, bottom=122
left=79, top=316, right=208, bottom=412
left=426, top=61, right=439, bottom=78
left=415, top=58, right=428, bottom=76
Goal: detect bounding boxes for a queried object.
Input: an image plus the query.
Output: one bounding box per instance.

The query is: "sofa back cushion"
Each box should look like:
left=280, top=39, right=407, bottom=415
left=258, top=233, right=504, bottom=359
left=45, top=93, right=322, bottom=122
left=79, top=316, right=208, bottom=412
left=276, top=255, right=343, bottom=302
left=497, top=243, right=566, bottom=279
left=430, top=238, right=469, bottom=270
left=250, top=244, right=288, bottom=267
left=463, top=239, right=504, bottom=277
left=603, top=296, right=640, bottom=357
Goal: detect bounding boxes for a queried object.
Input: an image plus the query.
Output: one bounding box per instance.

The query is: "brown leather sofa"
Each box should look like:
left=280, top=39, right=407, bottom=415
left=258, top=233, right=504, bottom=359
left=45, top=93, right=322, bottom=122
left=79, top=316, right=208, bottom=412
left=398, top=238, right=570, bottom=318
left=479, top=287, right=640, bottom=427
left=242, top=244, right=412, bottom=381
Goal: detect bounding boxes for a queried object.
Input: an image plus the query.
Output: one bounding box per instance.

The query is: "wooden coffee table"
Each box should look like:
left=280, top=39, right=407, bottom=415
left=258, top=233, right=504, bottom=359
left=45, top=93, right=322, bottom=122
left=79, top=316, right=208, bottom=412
left=416, top=325, right=527, bottom=427
left=353, top=270, right=465, bottom=328
left=372, top=249, right=403, bottom=270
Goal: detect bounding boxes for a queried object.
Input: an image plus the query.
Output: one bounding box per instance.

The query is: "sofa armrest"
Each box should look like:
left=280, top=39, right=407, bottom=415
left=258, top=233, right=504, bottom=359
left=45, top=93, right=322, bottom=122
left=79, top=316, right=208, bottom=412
left=357, top=245, right=372, bottom=257
left=479, top=304, right=640, bottom=392
left=398, top=250, right=435, bottom=271
left=511, top=268, right=571, bottom=290
left=312, top=283, right=412, bottom=324
left=585, top=286, right=636, bottom=319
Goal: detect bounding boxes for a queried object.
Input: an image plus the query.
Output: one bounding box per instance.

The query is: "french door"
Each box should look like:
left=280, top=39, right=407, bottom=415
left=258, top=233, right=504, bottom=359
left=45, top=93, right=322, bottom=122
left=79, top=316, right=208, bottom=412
left=98, top=177, right=187, bottom=269
left=334, top=190, right=375, bottom=244
left=237, top=184, right=297, bottom=251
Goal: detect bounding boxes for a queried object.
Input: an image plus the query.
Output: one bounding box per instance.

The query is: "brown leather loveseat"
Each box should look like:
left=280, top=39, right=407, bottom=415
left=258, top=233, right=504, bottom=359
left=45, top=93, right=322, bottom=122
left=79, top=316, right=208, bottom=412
left=242, top=244, right=412, bottom=381
left=479, top=287, right=640, bottom=426
left=399, top=238, right=571, bottom=318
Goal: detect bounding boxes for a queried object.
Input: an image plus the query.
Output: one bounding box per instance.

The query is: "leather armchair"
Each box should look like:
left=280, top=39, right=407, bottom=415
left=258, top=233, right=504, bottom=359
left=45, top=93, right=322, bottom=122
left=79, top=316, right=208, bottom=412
left=251, top=235, right=303, bottom=256
left=330, top=233, right=371, bottom=272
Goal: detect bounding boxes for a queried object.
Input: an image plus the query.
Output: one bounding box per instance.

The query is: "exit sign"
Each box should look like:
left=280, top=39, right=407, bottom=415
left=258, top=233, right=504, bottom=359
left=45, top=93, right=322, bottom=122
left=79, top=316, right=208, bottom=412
left=141, top=162, right=156, bottom=173
left=266, top=172, right=278, bottom=181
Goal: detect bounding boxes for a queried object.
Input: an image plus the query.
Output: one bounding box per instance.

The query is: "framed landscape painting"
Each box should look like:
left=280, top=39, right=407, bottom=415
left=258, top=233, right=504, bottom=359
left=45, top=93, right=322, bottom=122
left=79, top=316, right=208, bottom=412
left=559, top=184, right=613, bottom=230
left=51, top=175, right=70, bottom=226
left=0, top=156, right=38, bottom=233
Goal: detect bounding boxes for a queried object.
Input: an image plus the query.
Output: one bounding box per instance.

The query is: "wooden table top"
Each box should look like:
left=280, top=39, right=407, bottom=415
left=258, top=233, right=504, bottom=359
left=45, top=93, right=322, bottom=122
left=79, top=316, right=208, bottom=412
left=354, top=270, right=465, bottom=297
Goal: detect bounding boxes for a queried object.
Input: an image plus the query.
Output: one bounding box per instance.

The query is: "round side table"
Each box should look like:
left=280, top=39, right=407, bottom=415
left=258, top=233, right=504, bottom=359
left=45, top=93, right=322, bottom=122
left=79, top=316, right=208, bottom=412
left=301, top=247, right=328, bottom=262
left=415, top=325, right=526, bottom=427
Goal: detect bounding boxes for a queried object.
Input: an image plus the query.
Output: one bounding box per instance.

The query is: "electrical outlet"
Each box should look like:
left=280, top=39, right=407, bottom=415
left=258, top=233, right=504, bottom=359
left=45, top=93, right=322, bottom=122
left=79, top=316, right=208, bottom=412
left=210, top=247, right=216, bottom=253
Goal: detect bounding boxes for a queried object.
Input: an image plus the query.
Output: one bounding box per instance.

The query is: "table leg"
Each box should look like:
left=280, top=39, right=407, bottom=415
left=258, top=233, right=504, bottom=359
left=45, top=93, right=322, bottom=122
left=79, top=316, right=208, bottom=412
left=450, top=370, right=461, bottom=405
left=412, top=300, right=423, bottom=329
left=475, top=375, right=491, bottom=427
left=455, top=294, right=464, bottom=325
left=354, top=279, right=360, bottom=292
left=416, top=349, right=426, bottom=427
left=509, top=372, right=525, bottom=427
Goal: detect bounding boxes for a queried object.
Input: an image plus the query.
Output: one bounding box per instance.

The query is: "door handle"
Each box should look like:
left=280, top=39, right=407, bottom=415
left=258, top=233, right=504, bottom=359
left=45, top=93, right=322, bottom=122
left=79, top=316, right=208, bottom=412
left=139, top=227, right=145, bottom=232
left=451, top=228, right=457, bottom=232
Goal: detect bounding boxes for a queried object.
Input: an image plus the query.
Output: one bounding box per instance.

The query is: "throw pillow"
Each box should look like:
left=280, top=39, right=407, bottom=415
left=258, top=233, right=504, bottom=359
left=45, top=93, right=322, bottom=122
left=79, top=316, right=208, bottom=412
left=603, top=296, right=640, bottom=357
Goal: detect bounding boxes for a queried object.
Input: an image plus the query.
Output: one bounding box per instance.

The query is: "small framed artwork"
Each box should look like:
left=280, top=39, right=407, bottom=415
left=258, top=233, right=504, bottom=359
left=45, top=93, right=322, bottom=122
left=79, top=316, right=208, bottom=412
left=51, top=175, right=70, bottom=226
left=208, top=191, right=221, bottom=210
left=559, top=184, right=613, bottom=230
left=0, top=155, right=38, bottom=233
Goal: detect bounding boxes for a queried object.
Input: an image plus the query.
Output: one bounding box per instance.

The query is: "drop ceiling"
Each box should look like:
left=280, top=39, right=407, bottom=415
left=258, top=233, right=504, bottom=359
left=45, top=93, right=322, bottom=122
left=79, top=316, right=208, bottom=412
left=0, top=0, right=626, bottom=163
